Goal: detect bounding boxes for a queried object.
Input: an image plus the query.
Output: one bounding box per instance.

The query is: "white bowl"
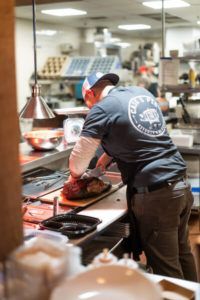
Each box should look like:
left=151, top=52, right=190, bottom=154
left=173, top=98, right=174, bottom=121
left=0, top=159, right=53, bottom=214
left=50, top=265, right=162, bottom=300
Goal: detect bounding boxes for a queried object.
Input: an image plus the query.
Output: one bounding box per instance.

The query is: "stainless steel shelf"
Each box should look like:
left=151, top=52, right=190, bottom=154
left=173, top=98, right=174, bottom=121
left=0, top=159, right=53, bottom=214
left=178, top=56, right=200, bottom=61
left=161, top=85, right=200, bottom=94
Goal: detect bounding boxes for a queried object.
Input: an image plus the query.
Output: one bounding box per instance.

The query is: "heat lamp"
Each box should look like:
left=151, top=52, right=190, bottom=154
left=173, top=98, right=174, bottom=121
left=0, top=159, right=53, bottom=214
left=19, top=0, right=55, bottom=119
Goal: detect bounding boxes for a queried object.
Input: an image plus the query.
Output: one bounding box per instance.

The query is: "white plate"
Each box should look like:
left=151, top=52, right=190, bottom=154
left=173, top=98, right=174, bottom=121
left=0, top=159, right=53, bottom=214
left=51, top=265, right=162, bottom=300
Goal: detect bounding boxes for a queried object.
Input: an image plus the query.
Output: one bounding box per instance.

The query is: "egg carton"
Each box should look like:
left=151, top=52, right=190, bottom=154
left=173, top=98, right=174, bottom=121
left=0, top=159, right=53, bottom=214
left=38, top=56, right=69, bottom=79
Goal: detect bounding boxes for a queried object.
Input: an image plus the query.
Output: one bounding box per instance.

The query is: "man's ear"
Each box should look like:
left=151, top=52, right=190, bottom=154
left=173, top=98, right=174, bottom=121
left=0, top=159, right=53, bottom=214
left=85, top=89, right=93, bottom=97
left=91, top=89, right=97, bottom=97
left=84, top=89, right=95, bottom=108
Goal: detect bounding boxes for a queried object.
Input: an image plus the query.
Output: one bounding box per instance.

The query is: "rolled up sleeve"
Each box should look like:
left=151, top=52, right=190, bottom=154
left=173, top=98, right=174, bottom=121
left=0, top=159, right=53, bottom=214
left=69, top=136, right=101, bottom=178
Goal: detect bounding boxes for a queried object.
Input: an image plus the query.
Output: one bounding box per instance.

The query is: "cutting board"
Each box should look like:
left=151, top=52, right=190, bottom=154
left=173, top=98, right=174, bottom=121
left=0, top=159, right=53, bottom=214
left=39, top=185, right=119, bottom=207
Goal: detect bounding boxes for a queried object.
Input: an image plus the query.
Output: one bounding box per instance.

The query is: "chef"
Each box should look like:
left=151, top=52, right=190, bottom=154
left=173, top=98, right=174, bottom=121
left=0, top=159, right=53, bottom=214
left=68, top=72, right=197, bottom=281
left=137, top=61, right=169, bottom=115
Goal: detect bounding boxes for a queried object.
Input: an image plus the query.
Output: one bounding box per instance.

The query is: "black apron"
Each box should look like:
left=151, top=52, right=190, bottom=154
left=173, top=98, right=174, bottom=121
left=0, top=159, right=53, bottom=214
left=111, top=159, right=143, bottom=260
left=125, top=182, right=143, bottom=261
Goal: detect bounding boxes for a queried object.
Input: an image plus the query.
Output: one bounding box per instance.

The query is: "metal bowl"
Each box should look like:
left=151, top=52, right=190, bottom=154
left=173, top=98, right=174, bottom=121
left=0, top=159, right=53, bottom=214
left=23, top=130, right=64, bottom=150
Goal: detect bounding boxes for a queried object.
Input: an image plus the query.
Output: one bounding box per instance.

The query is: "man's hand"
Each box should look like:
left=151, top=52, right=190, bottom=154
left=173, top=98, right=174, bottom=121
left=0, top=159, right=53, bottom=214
left=156, top=97, right=169, bottom=113
left=68, top=175, right=80, bottom=183
left=96, top=153, right=113, bottom=172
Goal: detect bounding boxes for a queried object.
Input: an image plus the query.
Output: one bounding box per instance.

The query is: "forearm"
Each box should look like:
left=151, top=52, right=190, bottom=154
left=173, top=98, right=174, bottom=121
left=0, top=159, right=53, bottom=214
left=69, top=136, right=101, bottom=178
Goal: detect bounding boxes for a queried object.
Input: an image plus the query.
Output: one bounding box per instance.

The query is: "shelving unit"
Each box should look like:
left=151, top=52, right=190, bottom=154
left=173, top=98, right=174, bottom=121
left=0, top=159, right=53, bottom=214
left=28, top=55, right=121, bottom=107
left=160, top=57, right=200, bottom=228
left=160, top=56, right=200, bottom=93
left=178, top=56, right=200, bottom=61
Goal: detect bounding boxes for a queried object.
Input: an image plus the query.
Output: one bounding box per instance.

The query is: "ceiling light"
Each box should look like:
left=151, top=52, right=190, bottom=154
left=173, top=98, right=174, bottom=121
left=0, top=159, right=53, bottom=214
left=142, top=0, right=190, bottom=9
left=36, top=30, right=57, bottom=36
left=197, top=21, right=200, bottom=25
left=41, top=8, right=87, bottom=17
left=111, top=37, right=121, bottom=43
left=117, top=42, right=131, bottom=48
left=118, top=24, right=151, bottom=30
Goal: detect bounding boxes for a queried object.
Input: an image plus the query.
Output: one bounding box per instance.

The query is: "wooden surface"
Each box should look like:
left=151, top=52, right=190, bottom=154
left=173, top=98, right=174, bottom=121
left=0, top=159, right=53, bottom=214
left=39, top=185, right=119, bottom=207
left=0, top=0, right=23, bottom=262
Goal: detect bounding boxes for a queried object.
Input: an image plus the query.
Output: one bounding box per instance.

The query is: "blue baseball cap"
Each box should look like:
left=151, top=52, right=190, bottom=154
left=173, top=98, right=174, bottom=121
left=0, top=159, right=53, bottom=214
left=82, top=72, right=119, bottom=98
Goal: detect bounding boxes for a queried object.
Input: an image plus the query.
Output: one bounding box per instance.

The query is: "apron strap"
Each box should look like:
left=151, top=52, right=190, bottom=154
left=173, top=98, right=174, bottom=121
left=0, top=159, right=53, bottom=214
left=125, top=183, right=143, bottom=261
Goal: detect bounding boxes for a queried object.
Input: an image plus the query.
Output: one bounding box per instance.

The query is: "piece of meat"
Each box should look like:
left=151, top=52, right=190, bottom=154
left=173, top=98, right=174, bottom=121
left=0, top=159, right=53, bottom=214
left=62, top=177, right=111, bottom=200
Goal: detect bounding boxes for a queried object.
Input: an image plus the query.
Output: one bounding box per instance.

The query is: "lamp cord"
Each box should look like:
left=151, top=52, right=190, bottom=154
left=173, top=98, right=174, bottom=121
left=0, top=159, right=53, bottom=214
left=161, top=0, right=165, bottom=57
left=32, top=0, right=37, bottom=85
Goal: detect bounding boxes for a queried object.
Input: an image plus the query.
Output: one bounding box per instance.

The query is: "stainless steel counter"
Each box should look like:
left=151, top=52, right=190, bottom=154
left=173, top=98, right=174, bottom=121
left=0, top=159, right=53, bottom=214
left=20, top=141, right=73, bottom=173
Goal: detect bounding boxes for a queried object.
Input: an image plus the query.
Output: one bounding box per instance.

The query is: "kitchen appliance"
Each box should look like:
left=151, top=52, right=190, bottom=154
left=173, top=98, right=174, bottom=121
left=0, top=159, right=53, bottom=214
left=63, top=118, right=84, bottom=144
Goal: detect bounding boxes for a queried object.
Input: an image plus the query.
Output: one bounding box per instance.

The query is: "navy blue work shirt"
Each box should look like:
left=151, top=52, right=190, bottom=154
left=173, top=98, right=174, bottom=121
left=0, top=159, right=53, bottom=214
left=81, top=86, right=186, bottom=186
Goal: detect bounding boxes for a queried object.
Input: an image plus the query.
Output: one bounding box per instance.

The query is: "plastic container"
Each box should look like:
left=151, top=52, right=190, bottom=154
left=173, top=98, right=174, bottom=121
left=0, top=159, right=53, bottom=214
left=92, top=248, right=118, bottom=267
left=64, top=245, right=86, bottom=277
left=7, top=237, right=70, bottom=300
left=40, top=214, right=102, bottom=239
left=24, top=228, right=69, bottom=244
left=117, top=253, right=139, bottom=269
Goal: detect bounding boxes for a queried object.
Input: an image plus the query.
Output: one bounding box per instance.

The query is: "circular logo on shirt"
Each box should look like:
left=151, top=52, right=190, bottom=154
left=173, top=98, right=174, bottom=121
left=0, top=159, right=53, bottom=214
left=128, top=95, right=165, bottom=137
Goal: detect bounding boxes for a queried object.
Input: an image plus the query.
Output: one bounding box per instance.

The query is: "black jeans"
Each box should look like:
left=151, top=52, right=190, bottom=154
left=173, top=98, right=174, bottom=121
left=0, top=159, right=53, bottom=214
left=132, top=178, right=197, bottom=281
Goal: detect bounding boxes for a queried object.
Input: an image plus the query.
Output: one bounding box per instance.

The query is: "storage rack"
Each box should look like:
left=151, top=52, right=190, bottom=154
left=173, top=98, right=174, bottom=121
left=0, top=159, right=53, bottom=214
left=61, top=55, right=120, bottom=78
